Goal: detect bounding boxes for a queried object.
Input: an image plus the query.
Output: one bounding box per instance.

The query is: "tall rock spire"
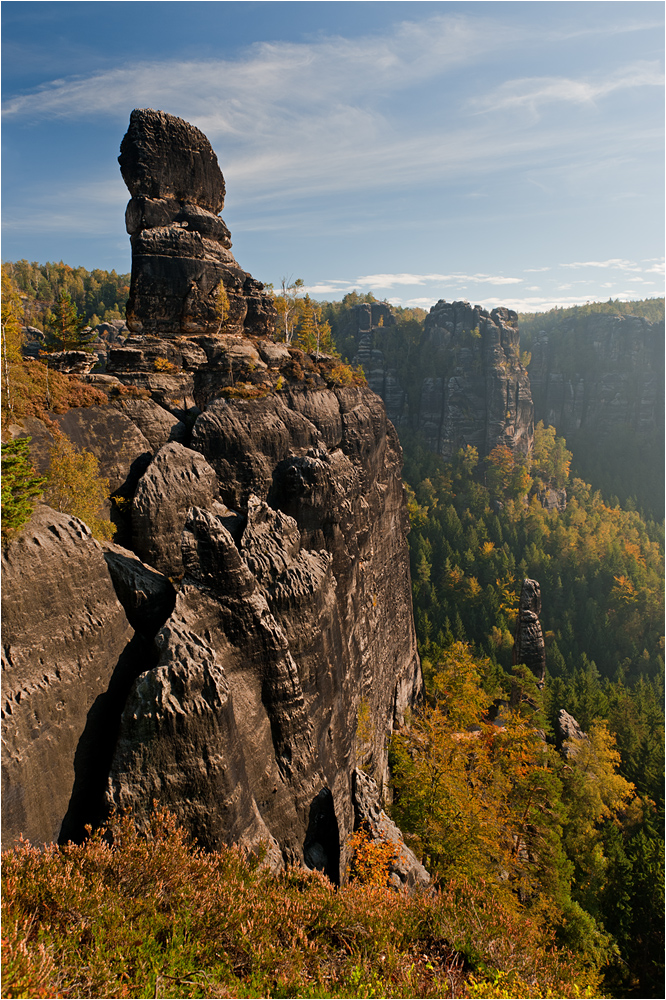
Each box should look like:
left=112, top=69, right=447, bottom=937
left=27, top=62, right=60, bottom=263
left=119, top=108, right=275, bottom=339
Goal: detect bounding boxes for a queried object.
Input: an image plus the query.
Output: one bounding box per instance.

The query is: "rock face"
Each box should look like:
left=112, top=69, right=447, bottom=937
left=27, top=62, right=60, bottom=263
left=529, top=313, right=664, bottom=441
left=352, top=300, right=533, bottom=459
left=120, top=108, right=276, bottom=340
left=512, top=578, right=546, bottom=688
left=107, top=382, right=422, bottom=877
left=2, top=110, right=423, bottom=885
left=528, top=311, right=664, bottom=514
left=1, top=507, right=134, bottom=846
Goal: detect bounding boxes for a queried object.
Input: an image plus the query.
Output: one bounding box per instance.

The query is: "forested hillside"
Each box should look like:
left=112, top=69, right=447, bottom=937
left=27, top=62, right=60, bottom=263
left=319, top=290, right=664, bottom=996
left=4, top=259, right=130, bottom=331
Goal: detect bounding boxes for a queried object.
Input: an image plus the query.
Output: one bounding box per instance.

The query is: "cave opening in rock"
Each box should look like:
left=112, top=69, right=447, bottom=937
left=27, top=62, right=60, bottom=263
left=303, top=787, right=340, bottom=885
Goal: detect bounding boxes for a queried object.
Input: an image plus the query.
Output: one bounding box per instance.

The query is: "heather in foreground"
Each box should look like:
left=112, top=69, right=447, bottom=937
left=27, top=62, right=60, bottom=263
left=2, top=810, right=603, bottom=1000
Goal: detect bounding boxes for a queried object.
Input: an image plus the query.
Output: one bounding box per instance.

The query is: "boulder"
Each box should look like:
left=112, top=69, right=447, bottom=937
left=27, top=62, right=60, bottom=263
left=554, top=709, right=588, bottom=759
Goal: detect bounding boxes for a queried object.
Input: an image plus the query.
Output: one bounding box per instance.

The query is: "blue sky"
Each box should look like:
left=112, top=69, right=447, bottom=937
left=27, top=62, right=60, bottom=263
left=2, top=1, right=664, bottom=312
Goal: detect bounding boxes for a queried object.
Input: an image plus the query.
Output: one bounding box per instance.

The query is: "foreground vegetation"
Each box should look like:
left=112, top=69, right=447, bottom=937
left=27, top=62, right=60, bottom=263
left=2, top=810, right=605, bottom=1000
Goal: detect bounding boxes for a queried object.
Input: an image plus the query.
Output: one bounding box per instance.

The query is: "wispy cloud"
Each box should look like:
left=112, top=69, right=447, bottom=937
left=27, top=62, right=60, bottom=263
left=354, top=272, right=522, bottom=289
left=562, top=258, right=643, bottom=270
left=469, top=62, right=664, bottom=118
left=3, top=15, right=661, bottom=208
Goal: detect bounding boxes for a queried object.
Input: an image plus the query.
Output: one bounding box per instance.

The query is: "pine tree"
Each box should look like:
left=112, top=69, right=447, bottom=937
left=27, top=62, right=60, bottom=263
left=44, top=290, right=94, bottom=352
left=1, top=438, right=45, bottom=541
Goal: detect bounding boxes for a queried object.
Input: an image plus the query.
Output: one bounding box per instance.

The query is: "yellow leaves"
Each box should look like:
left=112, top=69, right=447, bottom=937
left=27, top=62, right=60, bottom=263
left=45, top=435, right=115, bottom=542
left=611, top=575, right=636, bottom=603
left=480, top=540, right=495, bottom=557
left=346, top=827, right=400, bottom=888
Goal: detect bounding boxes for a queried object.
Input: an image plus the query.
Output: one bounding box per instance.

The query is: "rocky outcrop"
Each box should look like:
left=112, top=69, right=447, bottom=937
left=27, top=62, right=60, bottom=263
left=352, top=300, right=533, bottom=460
left=512, top=578, right=546, bottom=688
left=1, top=506, right=134, bottom=846
left=107, top=380, right=422, bottom=876
left=554, top=709, right=588, bottom=759
left=529, top=313, right=664, bottom=440
left=120, top=108, right=276, bottom=340
left=1, top=111, right=422, bottom=885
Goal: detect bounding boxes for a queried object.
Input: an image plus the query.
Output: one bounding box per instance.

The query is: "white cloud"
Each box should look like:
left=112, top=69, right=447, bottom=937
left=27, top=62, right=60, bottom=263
left=354, top=272, right=522, bottom=289
left=562, top=258, right=642, bottom=271
left=3, top=16, right=661, bottom=209
left=469, top=62, right=664, bottom=118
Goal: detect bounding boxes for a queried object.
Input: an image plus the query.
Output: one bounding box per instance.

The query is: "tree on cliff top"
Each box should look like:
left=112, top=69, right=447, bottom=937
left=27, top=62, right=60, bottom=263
left=273, top=276, right=304, bottom=343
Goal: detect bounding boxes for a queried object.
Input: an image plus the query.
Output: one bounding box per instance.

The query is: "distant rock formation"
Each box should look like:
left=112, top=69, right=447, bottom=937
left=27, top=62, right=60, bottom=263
left=2, top=111, right=422, bottom=886
left=120, top=108, right=276, bottom=340
left=352, top=300, right=533, bottom=460
left=554, top=709, right=588, bottom=759
left=529, top=312, right=664, bottom=442
left=528, top=310, right=664, bottom=514
left=512, top=578, right=546, bottom=688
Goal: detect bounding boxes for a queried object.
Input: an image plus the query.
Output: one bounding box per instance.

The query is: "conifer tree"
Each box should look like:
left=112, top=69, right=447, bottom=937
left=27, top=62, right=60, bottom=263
left=1, top=438, right=45, bottom=541
left=44, top=290, right=94, bottom=352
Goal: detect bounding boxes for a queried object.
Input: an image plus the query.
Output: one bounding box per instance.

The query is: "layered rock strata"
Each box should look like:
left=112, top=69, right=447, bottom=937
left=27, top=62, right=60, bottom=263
left=119, top=108, right=276, bottom=340
left=1, top=507, right=135, bottom=846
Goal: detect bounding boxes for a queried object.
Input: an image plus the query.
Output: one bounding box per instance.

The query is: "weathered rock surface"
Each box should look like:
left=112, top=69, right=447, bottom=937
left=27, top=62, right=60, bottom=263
left=111, top=397, right=187, bottom=453
left=352, top=769, right=430, bottom=891
left=108, top=380, right=422, bottom=877
left=44, top=351, right=98, bottom=375
left=513, top=578, right=546, bottom=688
left=352, top=300, right=533, bottom=459
left=102, top=542, right=176, bottom=636
left=131, top=442, right=221, bottom=578
left=529, top=313, right=664, bottom=440
left=554, top=709, right=588, bottom=759
left=2, top=110, right=422, bottom=885
left=120, top=109, right=276, bottom=340
left=1, top=506, right=134, bottom=846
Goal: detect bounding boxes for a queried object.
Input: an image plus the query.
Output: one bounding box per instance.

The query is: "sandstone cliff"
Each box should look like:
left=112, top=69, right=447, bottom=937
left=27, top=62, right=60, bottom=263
left=352, top=300, right=534, bottom=460
left=1, top=111, right=422, bottom=885
left=527, top=310, right=664, bottom=514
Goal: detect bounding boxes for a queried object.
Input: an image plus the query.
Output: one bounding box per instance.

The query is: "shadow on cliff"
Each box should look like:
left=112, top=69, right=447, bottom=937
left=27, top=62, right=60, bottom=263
left=58, top=631, right=163, bottom=845
left=303, top=788, right=341, bottom=886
